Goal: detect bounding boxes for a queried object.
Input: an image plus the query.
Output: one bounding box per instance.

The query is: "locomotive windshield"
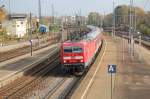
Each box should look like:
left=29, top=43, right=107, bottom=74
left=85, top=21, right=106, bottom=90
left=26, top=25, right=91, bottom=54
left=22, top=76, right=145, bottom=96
left=64, top=46, right=82, bottom=53
left=64, top=47, right=72, bottom=53
left=73, top=47, right=82, bottom=53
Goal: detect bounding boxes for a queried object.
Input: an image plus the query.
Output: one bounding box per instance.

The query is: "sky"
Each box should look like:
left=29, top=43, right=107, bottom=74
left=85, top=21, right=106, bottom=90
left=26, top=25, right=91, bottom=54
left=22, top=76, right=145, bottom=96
left=1, top=0, right=150, bottom=16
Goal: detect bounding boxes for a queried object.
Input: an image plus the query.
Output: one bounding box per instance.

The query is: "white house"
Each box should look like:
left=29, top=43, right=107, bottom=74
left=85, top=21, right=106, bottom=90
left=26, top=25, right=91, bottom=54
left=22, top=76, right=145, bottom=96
left=6, top=14, right=28, bottom=38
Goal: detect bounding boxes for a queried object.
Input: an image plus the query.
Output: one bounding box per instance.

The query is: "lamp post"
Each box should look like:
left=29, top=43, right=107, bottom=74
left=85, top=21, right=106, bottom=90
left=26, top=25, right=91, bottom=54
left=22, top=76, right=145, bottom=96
left=137, top=31, right=141, bottom=60
left=129, top=0, right=135, bottom=59
left=137, top=32, right=141, bottom=46
left=61, top=19, right=64, bottom=42
left=29, top=13, right=33, bottom=56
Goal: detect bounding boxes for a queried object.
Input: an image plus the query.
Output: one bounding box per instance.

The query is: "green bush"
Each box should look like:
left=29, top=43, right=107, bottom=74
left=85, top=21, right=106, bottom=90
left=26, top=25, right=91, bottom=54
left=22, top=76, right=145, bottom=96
left=139, top=24, right=150, bottom=36
left=49, top=24, right=60, bottom=32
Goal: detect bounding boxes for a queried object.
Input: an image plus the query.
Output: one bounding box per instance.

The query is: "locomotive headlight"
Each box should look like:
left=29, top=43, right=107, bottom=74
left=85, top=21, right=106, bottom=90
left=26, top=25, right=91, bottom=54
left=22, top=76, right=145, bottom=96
left=64, top=60, right=66, bottom=63
left=75, top=56, right=83, bottom=59
left=80, top=60, right=83, bottom=62
left=63, top=56, right=71, bottom=59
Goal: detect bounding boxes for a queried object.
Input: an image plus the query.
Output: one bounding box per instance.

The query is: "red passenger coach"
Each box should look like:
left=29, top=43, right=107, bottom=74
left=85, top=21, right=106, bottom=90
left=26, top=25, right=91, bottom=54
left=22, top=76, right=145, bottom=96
left=60, top=26, right=102, bottom=75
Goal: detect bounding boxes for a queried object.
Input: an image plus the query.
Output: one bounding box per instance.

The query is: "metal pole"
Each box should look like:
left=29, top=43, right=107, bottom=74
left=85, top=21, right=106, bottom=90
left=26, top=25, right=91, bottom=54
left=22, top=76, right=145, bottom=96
left=139, top=32, right=142, bottom=60
left=8, top=0, right=11, bottom=20
left=29, top=13, right=33, bottom=56
left=133, top=7, right=136, bottom=56
left=100, top=15, right=103, bottom=29
left=122, top=35, right=125, bottom=62
left=111, top=73, right=113, bottom=99
left=61, top=19, right=64, bottom=42
left=139, top=34, right=141, bottom=46
left=134, top=7, right=136, bottom=33
left=38, top=0, right=41, bottom=24
left=129, top=0, right=131, bottom=53
left=112, top=0, right=115, bottom=37
left=52, top=4, right=54, bottom=24
left=9, top=0, right=11, bottom=14
left=129, top=0, right=134, bottom=57
left=2, top=23, right=4, bottom=46
left=131, top=0, right=134, bottom=57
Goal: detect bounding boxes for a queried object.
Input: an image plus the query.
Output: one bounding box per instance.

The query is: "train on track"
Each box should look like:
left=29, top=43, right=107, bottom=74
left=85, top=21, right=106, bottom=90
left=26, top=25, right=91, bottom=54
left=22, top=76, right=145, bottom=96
left=60, top=26, right=103, bottom=75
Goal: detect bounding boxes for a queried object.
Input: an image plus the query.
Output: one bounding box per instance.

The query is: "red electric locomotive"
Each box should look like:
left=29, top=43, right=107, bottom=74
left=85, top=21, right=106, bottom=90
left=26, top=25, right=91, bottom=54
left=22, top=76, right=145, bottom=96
left=60, top=26, right=102, bottom=75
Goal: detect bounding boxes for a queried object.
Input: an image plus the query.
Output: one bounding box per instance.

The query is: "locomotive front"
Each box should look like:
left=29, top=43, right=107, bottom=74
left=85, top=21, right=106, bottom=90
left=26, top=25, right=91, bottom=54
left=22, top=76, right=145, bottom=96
left=61, top=42, right=85, bottom=73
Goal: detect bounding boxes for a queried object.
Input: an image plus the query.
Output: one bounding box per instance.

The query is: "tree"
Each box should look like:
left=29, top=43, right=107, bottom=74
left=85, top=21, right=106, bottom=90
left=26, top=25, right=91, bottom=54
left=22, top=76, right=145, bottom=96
left=103, top=5, right=146, bottom=32
left=115, top=5, right=145, bottom=30
left=135, top=7, right=145, bottom=26
left=0, top=7, right=6, bottom=22
left=115, top=5, right=129, bottom=26
left=103, top=13, right=113, bottom=27
left=87, top=12, right=102, bottom=26
left=144, top=11, right=150, bottom=27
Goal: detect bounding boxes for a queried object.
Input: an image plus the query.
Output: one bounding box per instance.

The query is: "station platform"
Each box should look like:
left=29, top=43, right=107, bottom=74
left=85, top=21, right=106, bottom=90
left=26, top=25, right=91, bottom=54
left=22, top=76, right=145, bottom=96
left=0, top=37, right=51, bottom=53
left=0, top=41, right=29, bottom=52
left=0, top=44, right=59, bottom=87
left=71, top=36, right=117, bottom=99
left=71, top=36, right=150, bottom=99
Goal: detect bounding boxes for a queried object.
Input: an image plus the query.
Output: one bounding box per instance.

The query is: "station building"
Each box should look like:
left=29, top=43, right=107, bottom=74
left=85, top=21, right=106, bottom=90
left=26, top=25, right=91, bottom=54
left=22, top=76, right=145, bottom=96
left=5, top=13, right=28, bottom=38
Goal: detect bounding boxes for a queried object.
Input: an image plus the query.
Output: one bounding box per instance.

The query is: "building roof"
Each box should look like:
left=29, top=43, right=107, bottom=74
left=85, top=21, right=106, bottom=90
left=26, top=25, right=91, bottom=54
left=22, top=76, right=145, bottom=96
left=10, top=13, right=28, bottom=19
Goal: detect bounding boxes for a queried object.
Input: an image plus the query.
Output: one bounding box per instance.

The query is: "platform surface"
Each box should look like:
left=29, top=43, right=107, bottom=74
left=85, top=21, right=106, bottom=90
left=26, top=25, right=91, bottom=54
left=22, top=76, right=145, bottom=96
left=0, top=38, right=48, bottom=52
left=0, top=44, right=59, bottom=81
left=71, top=36, right=150, bottom=99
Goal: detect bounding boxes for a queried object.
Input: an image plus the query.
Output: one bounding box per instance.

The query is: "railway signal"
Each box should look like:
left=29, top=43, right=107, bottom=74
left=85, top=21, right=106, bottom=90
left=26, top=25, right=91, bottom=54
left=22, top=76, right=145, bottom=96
left=29, top=13, right=33, bottom=56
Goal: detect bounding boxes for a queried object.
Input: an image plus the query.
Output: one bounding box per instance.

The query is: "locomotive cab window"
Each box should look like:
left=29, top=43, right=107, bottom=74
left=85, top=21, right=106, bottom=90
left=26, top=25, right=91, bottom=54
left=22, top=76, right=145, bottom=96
left=64, top=47, right=72, bottom=53
left=64, top=46, right=82, bottom=53
left=72, top=47, right=82, bottom=53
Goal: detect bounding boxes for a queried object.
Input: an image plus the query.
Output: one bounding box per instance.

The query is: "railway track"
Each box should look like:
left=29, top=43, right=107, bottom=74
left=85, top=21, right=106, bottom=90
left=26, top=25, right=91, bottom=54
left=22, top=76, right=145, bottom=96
left=0, top=50, right=60, bottom=99
left=104, top=30, right=150, bottom=50
left=46, top=40, right=104, bottom=99
left=45, top=77, right=78, bottom=99
left=0, top=58, right=80, bottom=99
left=0, top=37, right=104, bottom=99
left=117, top=34, right=150, bottom=50
left=0, top=50, right=82, bottom=99
left=8, top=60, right=60, bottom=99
